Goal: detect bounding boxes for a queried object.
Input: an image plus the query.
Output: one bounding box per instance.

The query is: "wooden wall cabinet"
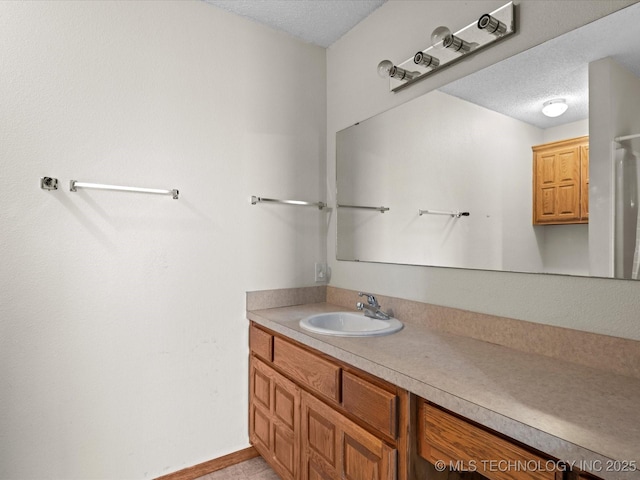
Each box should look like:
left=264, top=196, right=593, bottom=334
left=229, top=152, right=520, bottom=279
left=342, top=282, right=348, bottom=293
left=532, top=136, right=589, bottom=225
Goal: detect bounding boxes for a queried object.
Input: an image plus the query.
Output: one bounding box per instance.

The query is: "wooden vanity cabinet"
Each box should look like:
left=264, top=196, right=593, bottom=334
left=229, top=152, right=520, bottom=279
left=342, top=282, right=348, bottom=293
left=250, top=323, right=577, bottom=480
left=248, top=323, right=407, bottom=480
left=418, top=402, right=563, bottom=480
left=532, top=136, right=589, bottom=225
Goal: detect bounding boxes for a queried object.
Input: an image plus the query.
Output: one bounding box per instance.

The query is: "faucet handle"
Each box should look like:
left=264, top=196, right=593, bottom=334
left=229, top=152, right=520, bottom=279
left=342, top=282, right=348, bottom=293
left=358, top=292, right=379, bottom=307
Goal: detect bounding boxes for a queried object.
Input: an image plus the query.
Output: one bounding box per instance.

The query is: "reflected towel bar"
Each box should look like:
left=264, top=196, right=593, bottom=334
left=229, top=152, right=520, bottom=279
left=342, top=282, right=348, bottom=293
left=338, top=204, right=390, bottom=213
left=251, top=196, right=326, bottom=210
left=615, top=133, right=640, bottom=142
left=70, top=180, right=179, bottom=199
left=419, top=209, right=469, bottom=218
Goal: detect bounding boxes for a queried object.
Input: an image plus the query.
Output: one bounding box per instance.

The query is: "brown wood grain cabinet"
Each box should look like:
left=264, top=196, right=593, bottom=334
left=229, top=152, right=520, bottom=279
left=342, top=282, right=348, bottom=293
left=249, top=322, right=586, bottom=480
left=418, top=402, right=563, bottom=480
left=300, top=389, right=396, bottom=480
left=249, top=323, right=409, bottom=480
left=532, top=136, right=589, bottom=225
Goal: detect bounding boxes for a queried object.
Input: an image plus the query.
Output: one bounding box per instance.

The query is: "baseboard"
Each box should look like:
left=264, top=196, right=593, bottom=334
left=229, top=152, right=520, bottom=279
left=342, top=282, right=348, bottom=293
left=155, top=446, right=259, bottom=480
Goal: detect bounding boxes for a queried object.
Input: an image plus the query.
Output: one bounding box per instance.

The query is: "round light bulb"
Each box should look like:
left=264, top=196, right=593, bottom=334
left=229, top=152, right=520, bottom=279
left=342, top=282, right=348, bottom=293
left=542, top=99, right=568, bottom=117
left=377, top=60, right=394, bottom=78
left=431, top=26, right=452, bottom=50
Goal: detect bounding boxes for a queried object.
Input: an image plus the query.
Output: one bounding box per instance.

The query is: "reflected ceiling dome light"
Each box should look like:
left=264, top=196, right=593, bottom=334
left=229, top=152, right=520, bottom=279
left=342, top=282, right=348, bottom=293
left=477, top=13, right=507, bottom=35
left=431, top=26, right=471, bottom=53
left=542, top=98, right=569, bottom=117
left=413, top=52, right=440, bottom=69
left=377, top=60, right=419, bottom=81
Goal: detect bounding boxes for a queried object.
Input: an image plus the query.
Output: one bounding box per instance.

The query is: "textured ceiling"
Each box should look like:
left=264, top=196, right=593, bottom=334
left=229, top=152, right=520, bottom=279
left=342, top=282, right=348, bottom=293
left=203, top=0, right=386, bottom=48
left=440, top=1, right=640, bottom=129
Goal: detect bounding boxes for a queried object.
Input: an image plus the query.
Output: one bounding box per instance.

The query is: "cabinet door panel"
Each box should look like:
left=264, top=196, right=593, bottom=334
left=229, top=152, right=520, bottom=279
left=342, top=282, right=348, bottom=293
left=301, top=390, right=396, bottom=480
left=252, top=405, right=271, bottom=450
left=253, top=368, right=271, bottom=409
left=275, top=382, right=296, bottom=429
left=540, top=153, right=556, bottom=184
left=557, top=184, right=579, bottom=216
left=557, top=149, right=579, bottom=182
left=249, top=357, right=300, bottom=480
left=274, top=424, right=296, bottom=476
left=307, top=409, right=337, bottom=466
left=344, top=433, right=382, bottom=480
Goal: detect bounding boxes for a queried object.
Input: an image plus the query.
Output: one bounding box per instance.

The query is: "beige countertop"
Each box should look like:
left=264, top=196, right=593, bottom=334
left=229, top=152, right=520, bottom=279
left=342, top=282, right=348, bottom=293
left=247, top=302, right=640, bottom=480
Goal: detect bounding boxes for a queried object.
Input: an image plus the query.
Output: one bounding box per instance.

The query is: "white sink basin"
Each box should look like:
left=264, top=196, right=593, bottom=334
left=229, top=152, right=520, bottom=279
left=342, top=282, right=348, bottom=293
left=299, top=312, right=403, bottom=337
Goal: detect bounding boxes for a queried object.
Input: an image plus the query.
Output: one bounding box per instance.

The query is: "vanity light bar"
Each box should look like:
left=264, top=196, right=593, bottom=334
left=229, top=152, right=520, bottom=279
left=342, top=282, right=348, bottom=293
left=381, top=1, right=515, bottom=92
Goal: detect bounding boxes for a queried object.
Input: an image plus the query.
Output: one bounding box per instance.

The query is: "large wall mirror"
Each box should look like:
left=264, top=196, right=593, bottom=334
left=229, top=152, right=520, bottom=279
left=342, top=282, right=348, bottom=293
left=337, top=2, right=640, bottom=280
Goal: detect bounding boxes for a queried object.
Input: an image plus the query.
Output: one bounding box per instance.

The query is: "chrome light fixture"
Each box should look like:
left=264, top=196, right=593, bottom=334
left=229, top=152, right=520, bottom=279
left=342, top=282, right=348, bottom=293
left=431, top=26, right=472, bottom=54
left=377, top=60, right=420, bottom=81
left=378, top=1, right=515, bottom=92
left=413, top=52, right=440, bottom=69
left=542, top=99, right=568, bottom=117
left=477, top=14, right=507, bottom=35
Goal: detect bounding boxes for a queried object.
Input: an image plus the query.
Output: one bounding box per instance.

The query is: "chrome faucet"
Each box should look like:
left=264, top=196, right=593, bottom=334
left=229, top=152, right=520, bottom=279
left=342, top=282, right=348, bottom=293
left=356, top=292, right=393, bottom=320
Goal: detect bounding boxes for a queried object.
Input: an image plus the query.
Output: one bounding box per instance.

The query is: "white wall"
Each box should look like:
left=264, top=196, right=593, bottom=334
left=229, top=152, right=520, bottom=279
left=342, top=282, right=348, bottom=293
left=590, top=58, right=640, bottom=279
left=327, top=0, right=640, bottom=341
left=337, top=90, right=544, bottom=272
left=0, top=1, right=326, bottom=479
left=539, top=119, right=590, bottom=276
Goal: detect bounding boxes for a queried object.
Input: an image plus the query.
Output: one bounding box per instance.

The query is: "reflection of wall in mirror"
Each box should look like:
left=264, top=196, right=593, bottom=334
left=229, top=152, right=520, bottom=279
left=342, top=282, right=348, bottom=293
left=590, top=57, right=640, bottom=278
left=337, top=90, right=589, bottom=274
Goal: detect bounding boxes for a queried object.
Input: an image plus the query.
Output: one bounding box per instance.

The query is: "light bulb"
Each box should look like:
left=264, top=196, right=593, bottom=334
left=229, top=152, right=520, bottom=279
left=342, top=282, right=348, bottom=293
left=542, top=99, right=568, bottom=117
left=431, top=26, right=452, bottom=50
left=377, top=60, right=394, bottom=78
left=377, top=60, right=419, bottom=81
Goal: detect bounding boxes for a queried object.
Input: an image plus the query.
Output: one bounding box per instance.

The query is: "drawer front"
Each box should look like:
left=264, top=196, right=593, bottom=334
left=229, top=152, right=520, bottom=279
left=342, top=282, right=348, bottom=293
left=250, top=324, right=273, bottom=362
left=273, top=337, right=341, bottom=402
left=342, top=371, right=397, bottom=439
left=419, top=403, right=559, bottom=480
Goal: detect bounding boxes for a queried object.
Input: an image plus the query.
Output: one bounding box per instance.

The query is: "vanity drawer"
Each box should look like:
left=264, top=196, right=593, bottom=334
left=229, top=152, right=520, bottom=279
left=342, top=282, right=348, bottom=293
left=273, top=337, right=341, bottom=402
left=419, top=402, right=561, bottom=480
left=342, top=371, right=397, bottom=439
left=250, top=324, right=273, bottom=362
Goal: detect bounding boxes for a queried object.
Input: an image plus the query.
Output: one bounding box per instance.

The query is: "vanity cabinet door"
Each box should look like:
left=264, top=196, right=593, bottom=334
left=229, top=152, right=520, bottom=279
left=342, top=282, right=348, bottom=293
left=301, top=390, right=397, bottom=480
left=532, top=136, right=588, bottom=225
left=249, top=356, right=300, bottom=480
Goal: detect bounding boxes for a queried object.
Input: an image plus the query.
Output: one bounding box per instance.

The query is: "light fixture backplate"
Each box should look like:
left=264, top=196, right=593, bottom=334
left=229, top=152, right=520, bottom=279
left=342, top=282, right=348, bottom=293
left=390, top=2, right=515, bottom=92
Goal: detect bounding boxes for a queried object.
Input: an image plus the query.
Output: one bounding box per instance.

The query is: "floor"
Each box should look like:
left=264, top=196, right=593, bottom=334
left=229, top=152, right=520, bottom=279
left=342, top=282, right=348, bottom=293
left=194, top=457, right=280, bottom=480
